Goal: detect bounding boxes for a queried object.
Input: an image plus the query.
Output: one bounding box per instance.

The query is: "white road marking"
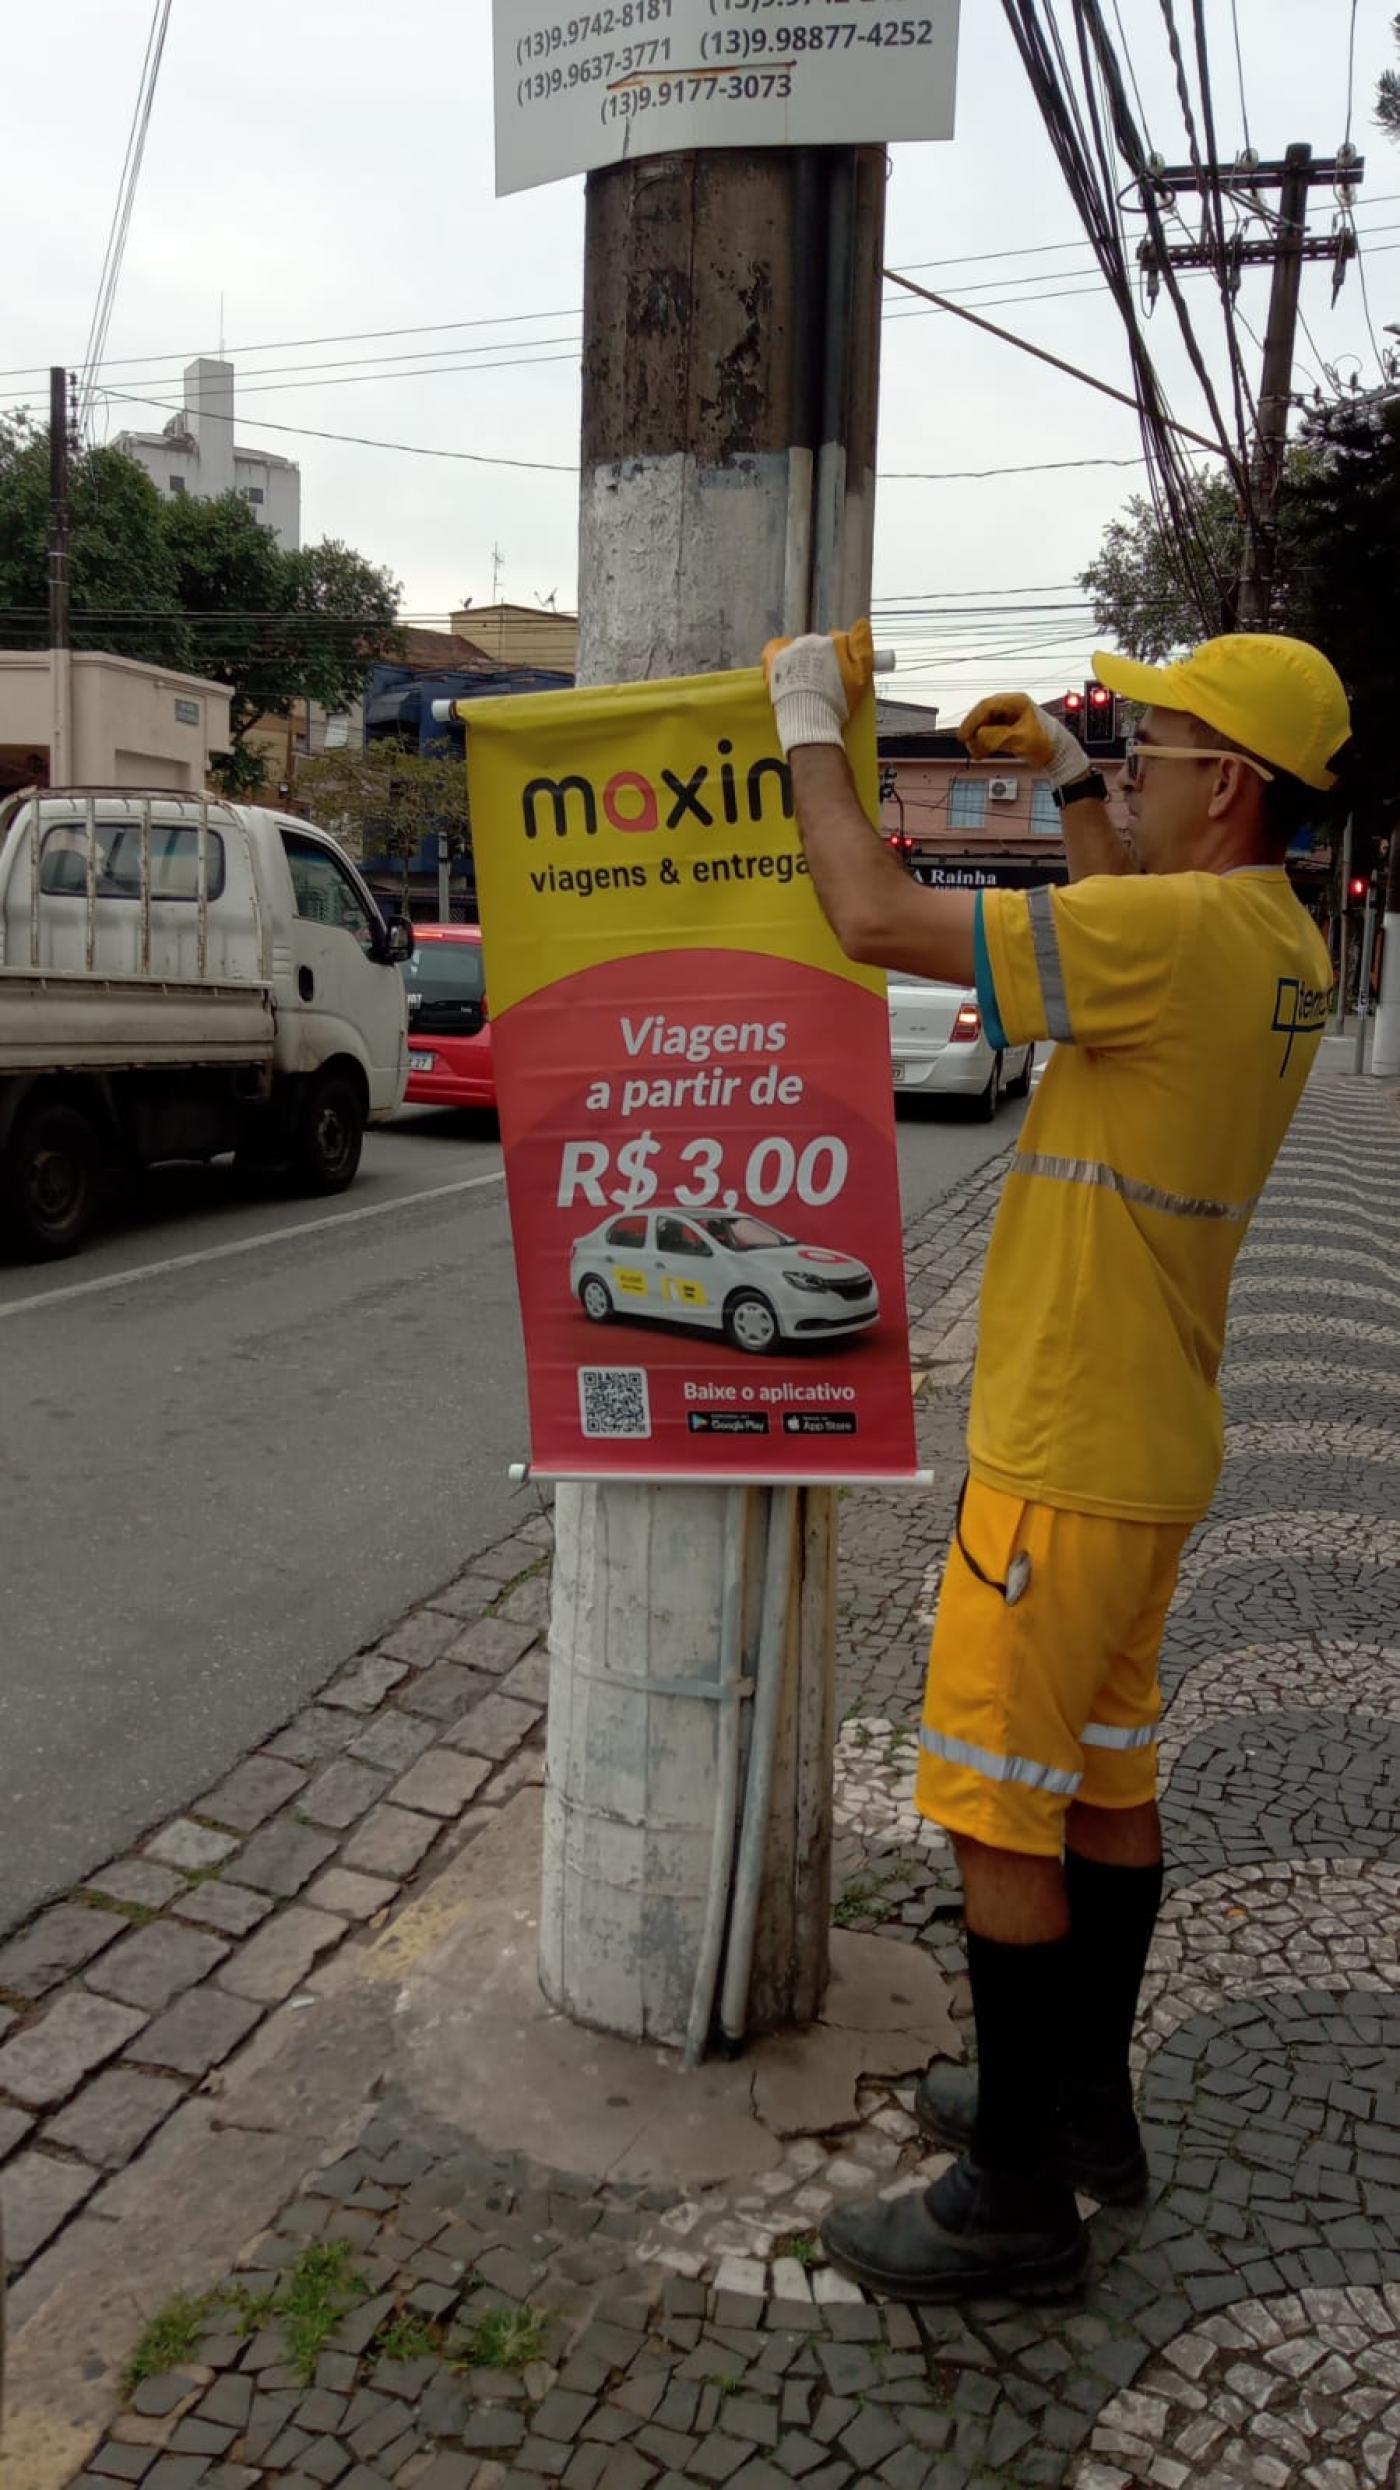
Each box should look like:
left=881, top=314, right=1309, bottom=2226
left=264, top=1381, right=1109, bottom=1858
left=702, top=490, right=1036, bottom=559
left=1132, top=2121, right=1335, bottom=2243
left=0, top=1167, right=506, bottom=1322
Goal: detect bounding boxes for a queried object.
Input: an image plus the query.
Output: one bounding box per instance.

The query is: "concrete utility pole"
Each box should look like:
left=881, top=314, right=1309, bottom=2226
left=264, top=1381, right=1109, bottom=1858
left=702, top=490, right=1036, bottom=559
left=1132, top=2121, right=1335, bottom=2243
left=542, top=146, right=886, bottom=2054
left=1140, top=147, right=1364, bottom=630
left=48, top=366, right=73, bottom=787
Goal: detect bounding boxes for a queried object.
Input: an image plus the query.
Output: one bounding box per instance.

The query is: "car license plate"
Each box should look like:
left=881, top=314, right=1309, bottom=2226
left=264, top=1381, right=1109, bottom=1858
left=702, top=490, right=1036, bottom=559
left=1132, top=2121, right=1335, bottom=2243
left=410, top=1052, right=434, bottom=1072
left=891, top=1062, right=907, bottom=1085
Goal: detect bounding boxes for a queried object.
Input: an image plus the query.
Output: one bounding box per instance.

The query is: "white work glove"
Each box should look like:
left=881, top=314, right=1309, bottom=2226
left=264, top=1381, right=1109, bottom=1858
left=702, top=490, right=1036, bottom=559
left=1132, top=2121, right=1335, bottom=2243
left=960, top=693, right=1090, bottom=790
left=763, top=621, right=875, bottom=758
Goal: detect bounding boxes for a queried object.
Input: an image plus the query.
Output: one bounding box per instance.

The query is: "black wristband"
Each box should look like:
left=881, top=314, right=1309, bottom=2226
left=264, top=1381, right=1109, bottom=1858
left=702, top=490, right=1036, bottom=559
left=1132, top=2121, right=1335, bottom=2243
left=1053, top=769, right=1108, bottom=811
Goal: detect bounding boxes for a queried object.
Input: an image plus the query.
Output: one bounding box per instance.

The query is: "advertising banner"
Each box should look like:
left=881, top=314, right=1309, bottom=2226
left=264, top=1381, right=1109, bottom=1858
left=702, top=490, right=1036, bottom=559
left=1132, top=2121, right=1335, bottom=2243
left=465, top=667, right=918, bottom=1483
left=493, top=1, right=962, bottom=198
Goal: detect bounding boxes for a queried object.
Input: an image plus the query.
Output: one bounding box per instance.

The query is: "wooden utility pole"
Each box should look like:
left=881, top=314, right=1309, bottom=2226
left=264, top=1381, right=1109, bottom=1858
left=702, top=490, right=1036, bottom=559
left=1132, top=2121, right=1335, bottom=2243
left=541, top=147, right=886, bottom=2051
left=48, top=366, right=74, bottom=786
left=1140, top=146, right=1364, bottom=629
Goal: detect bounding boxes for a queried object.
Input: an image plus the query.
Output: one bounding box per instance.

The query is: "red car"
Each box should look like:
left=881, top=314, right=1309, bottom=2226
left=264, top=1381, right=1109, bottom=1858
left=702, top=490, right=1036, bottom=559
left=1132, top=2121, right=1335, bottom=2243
left=401, top=925, right=495, bottom=1109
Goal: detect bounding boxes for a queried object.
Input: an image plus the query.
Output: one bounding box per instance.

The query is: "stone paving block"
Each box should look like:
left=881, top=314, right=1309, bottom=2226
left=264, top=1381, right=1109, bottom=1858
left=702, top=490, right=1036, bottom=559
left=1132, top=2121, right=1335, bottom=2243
left=341, top=1805, right=442, bottom=1879
left=0, top=2104, right=35, bottom=2163
left=445, top=1695, right=542, bottom=1765
left=45, top=2068, right=184, bottom=2167
left=377, top=1610, right=464, bottom=1668
left=444, top=1618, right=539, bottom=1675
left=88, top=2445, right=157, bottom=2480
left=197, top=1754, right=309, bottom=1831
left=496, top=1572, right=549, bottom=1629
left=346, top=1712, right=438, bottom=1774
left=306, top=1867, right=400, bottom=1922
left=87, top=1920, right=231, bottom=2011
left=300, top=1760, right=394, bottom=1829
left=142, top=2461, right=213, bottom=2490
left=171, top=1882, right=274, bottom=1938
left=404, top=2459, right=478, bottom=2490
left=389, top=1752, right=492, bottom=1820
left=498, top=1649, right=550, bottom=1708
left=227, top=1819, right=338, bottom=1898
left=265, top=1706, right=361, bottom=1765
left=84, top=1861, right=186, bottom=1912
left=0, top=1901, right=125, bottom=1997
left=124, top=1984, right=262, bottom=2076
left=322, top=1654, right=411, bottom=1713
left=2, top=2146, right=100, bottom=2260
left=0, top=1991, right=148, bottom=2106
left=167, top=2416, right=236, bottom=2455
left=219, top=1905, right=347, bottom=2003
left=196, top=2376, right=254, bottom=2429
left=396, top=1663, right=497, bottom=1723
left=145, top=1819, right=240, bottom=1873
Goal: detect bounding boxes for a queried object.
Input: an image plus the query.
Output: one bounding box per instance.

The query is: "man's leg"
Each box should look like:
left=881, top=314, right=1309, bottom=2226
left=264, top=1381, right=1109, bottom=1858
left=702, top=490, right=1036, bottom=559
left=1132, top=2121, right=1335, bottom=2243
left=1058, top=1798, right=1164, bottom=2198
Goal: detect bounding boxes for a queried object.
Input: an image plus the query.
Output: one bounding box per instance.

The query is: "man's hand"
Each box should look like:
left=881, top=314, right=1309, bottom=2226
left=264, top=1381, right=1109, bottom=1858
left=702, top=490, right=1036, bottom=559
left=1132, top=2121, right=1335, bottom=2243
left=764, top=621, right=875, bottom=757
left=960, top=692, right=1089, bottom=791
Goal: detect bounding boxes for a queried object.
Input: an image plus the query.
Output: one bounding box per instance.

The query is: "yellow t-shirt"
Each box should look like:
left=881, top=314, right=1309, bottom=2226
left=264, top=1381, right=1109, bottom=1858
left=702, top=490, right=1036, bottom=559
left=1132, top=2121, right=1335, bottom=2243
left=971, top=867, right=1332, bottom=1523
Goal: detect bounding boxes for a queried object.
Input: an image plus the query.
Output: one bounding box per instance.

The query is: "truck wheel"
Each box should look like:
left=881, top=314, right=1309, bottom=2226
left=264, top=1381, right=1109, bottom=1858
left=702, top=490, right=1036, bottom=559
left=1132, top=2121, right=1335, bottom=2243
left=293, top=1072, right=364, bottom=1194
left=0, top=1100, right=102, bottom=1259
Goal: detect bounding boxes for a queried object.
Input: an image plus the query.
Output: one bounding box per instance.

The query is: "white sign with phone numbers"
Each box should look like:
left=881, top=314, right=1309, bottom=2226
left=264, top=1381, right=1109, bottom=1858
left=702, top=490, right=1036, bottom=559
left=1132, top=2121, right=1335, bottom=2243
left=494, top=0, right=961, bottom=197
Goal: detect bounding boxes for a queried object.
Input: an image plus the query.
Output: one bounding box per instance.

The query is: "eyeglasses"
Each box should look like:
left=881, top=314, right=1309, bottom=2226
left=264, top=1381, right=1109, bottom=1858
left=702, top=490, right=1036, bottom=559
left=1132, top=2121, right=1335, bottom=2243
left=1122, top=737, right=1275, bottom=791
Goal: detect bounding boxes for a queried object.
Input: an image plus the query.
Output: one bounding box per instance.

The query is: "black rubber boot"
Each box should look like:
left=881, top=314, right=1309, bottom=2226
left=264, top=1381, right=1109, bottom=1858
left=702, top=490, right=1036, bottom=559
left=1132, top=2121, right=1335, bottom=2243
left=823, top=1931, right=1086, bottom=2303
left=821, top=2152, right=1086, bottom=2304
left=913, top=2060, right=1150, bottom=2206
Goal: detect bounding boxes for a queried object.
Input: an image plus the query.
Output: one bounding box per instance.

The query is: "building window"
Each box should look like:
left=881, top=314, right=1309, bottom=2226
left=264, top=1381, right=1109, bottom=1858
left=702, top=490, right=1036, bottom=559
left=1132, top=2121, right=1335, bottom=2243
left=168, top=475, right=186, bottom=495
left=1030, top=780, right=1060, bottom=834
left=948, top=778, right=988, bottom=830
left=242, top=485, right=265, bottom=506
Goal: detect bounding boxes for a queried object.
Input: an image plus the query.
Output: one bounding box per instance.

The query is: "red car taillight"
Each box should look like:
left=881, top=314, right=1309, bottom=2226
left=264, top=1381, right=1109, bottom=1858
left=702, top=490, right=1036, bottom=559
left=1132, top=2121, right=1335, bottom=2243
left=950, top=1003, right=982, bottom=1044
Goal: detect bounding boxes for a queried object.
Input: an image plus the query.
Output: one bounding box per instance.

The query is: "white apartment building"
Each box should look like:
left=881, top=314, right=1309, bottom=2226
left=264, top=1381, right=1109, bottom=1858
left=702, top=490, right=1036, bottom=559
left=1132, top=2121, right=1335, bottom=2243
left=115, top=358, right=301, bottom=551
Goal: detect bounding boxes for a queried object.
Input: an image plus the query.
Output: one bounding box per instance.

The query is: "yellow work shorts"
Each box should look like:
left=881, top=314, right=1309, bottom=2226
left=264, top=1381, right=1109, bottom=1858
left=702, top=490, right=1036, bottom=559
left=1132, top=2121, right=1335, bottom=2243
left=916, top=1479, right=1191, bottom=1858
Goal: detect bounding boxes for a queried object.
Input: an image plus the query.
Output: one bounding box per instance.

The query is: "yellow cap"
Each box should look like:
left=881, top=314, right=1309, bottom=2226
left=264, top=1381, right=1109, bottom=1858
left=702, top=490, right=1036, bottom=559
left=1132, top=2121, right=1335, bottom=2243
left=1092, top=634, right=1350, bottom=793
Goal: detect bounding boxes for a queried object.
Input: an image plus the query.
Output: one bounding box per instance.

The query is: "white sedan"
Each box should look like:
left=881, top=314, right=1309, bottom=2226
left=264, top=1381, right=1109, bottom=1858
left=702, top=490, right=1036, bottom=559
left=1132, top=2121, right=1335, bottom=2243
left=569, top=1207, right=880, bottom=1354
left=888, top=975, right=1034, bottom=1119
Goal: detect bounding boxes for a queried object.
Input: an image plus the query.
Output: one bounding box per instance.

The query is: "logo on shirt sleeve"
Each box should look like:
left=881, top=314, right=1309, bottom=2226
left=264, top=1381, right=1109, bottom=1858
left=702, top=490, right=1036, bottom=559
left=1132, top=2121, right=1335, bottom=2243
left=1272, top=976, right=1332, bottom=1076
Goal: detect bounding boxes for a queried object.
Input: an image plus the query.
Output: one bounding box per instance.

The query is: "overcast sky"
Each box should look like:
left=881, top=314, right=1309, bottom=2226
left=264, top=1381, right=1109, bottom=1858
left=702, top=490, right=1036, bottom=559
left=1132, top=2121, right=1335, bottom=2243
left=3, top=0, right=1395, bottom=708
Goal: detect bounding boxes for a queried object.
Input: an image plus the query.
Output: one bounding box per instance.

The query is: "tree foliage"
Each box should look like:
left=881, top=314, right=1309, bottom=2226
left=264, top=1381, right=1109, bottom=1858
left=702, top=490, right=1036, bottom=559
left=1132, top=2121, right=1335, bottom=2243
left=1080, top=412, right=1400, bottom=851
left=0, top=417, right=402, bottom=785
left=295, top=740, right=469, bottom=907
left=1379, top=12, right=1400, bottom=139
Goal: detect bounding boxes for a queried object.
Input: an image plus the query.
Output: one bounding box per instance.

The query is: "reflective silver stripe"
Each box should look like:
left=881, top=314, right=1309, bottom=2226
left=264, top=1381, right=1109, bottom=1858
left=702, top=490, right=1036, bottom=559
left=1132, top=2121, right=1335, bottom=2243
left=1013, top=1151, right=1261, bottom=1225
left=1026, top=884, right=1074, bottom=1042
left=1082, top=1721, right=1158, bottom=1752
left=921, top=1725, right=1081, bottom=1797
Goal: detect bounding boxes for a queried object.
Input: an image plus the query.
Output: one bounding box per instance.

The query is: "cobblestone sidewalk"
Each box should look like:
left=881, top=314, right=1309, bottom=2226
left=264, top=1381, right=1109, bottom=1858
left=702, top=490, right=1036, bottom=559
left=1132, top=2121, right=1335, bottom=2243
left=5, top=1074, right=1397, bottom=2490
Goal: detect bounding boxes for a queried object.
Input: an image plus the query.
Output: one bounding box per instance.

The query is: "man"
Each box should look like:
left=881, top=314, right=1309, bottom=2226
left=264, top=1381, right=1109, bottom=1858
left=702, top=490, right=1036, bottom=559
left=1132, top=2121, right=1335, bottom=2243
left=764, top=628, right=1348, bottom=2303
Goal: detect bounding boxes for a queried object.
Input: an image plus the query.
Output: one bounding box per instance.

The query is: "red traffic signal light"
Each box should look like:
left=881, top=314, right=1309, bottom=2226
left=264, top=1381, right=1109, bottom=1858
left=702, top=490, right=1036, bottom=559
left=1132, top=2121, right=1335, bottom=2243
left=1063, top=689, right=1085, bottom=718
left=1083, top=682, right=1117, bottom=743
left=1348, top=875, right=1368, bottom=901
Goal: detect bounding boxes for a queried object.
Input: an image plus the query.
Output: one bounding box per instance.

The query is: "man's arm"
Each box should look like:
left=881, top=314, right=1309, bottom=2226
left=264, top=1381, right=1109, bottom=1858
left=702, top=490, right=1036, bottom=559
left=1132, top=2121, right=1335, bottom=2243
left=789, top=745, right=976, bottom=983
left=959, top=693, right=1132, bottom=882
left=1058, top=791, right=1133, bottom=884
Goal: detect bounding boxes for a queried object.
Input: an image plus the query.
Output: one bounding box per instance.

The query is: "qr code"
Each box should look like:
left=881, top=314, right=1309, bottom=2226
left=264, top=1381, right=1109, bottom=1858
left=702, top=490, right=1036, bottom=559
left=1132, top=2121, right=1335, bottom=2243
left=579, top=1367, right=652, bottom=1440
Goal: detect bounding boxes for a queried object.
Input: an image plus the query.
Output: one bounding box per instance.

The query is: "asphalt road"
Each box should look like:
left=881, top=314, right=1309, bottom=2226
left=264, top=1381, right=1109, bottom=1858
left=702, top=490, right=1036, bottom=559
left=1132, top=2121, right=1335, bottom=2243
left=0, top=1093, right=1024, bottom=1937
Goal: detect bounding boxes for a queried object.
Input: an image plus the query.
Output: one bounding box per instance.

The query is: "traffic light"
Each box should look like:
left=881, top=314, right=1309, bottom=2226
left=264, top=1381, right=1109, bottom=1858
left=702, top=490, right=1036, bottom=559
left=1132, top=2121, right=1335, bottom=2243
left=1062, top=689, right=1086, bottom=729
left=1084, top=682, right=1117, bottom=745
left=1348, top=875, right=1369, bottom=903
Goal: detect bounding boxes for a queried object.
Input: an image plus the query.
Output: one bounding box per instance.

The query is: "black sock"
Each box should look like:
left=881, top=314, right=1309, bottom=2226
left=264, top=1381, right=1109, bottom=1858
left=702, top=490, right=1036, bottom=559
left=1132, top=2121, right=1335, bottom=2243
left=1063, top=1851, right=1164, bottom=2109
left=965, top=1929, right=1071, bottom=2175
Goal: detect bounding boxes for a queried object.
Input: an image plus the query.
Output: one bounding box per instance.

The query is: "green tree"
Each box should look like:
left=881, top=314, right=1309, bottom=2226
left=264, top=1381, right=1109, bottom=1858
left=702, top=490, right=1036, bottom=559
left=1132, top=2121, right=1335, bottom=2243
left=295, top=740, right=469, bottom=909
left=1378, top=12, right=1400, bottom=139
left=0, top=419, right=402, bottom=793
left=0, top=411, right=189, bottom=666
left=1077, top=459, right=1317, bottom=662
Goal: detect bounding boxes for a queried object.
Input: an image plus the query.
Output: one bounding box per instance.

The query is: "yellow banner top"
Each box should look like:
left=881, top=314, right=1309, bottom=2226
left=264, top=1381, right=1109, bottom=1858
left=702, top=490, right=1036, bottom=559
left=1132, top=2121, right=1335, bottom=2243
left=462, top=665, right=883, bottom=1020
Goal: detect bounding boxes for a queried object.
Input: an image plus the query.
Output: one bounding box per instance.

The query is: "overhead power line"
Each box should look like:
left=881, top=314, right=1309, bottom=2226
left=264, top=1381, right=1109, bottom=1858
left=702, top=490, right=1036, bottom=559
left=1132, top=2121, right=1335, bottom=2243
left=77, top=0, right=175, bottom=435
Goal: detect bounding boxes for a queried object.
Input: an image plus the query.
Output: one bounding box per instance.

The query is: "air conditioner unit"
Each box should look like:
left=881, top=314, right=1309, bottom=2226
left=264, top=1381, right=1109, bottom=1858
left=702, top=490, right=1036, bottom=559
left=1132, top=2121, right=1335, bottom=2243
left=987, top=776, right=1020, bottom=802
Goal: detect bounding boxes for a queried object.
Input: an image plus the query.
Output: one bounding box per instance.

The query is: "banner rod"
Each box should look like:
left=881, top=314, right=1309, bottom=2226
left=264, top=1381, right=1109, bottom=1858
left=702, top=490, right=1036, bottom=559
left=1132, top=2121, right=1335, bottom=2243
left=508, top=1463, right=934, bottom=1490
